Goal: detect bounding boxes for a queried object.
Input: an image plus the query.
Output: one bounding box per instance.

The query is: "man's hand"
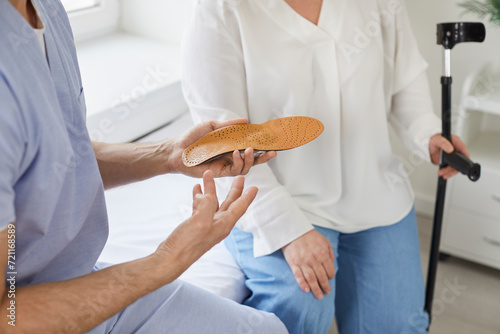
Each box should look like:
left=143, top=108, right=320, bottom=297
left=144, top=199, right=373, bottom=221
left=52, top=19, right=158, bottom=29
left=429, top=134, right=470, bottom=180
left=282, top=230, right=335, bottom=300
left=154, top=170, right=258, bottom=279
left=166, top=119, right=277, bottom=178
left=93, top=119, right=275, bottom=189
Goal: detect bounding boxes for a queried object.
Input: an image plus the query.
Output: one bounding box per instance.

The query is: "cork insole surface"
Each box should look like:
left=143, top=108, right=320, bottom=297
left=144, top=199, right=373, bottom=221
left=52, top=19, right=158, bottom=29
left=182, top=116, right=324, bottom=167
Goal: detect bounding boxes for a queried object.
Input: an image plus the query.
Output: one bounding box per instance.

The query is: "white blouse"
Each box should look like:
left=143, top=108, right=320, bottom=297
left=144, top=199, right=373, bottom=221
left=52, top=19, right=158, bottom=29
left=182, top=0, right=442, bottom=257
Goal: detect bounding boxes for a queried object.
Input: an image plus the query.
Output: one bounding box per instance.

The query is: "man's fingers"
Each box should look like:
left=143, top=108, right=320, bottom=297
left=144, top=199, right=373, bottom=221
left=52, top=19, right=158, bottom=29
left=192, top=184, right=203, bottom=210
left=202, top=170, right=217, bottom=196
left=192, top=183, right=202, bottom=198
left=213, top=118, right=248, bottom=130
left=215, top=187, right=257, bottom=236
left=219, top=175, right=245, bottom=211
left=224, top=186, right=258, bottom=219
left=229, top=150, right=244, bottom=174
left=185, top=122, right=217, bottom=144
left=241, top=148, right=255, bottom=175
left=254, top=151, right=277, bottom=165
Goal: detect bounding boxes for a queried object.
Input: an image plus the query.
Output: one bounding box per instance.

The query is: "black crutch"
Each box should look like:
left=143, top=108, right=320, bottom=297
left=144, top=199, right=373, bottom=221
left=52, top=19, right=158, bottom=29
left=424, top=22, right=485, bottom=326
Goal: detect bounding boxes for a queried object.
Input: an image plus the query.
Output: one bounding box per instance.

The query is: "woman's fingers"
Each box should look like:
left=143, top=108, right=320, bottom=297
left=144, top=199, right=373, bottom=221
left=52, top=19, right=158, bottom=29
left=438, top=166, right=459, bottom=180
left=325, top=249, right=336, bottom=280
left=282, top=230, right=335, bottom=300
left=302, top=265, right=324, bottom=299
left=451, top=134, right=470, bottom=158
left=312, top=264, right=331, bottom=296
left=290, top=264, right=311, bottom=294
left=431, top=134, right=472, bottom=179
left=431, top=134, right=454, bottom=154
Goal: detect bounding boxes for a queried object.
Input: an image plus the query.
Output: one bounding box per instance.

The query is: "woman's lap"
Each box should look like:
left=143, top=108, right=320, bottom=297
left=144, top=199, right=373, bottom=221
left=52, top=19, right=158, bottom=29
left=225, top=207, right=429, bottom=334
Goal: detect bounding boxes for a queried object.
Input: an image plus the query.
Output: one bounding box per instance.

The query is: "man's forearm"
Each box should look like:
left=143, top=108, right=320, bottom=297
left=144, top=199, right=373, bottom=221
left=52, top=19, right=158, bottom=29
left=1, top=253, right=175, bottom=334
left=92, top=141, right=174, bottom=189
left=92, top=120, right=278, bottom=186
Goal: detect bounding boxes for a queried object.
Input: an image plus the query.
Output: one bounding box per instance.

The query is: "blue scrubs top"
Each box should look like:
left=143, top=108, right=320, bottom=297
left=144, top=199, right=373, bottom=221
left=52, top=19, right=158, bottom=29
left=0, top=0, right=108, bottom=286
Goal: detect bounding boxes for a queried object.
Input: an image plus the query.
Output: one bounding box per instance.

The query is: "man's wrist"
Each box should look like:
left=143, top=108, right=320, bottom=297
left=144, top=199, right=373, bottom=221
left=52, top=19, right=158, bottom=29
left=158, top=139, right=180, bottom=175
left=160, top=139, right=181, bottom=174
left=146, top=248, right=186, bottom=286
left=135, top=140, right=177, bottom=177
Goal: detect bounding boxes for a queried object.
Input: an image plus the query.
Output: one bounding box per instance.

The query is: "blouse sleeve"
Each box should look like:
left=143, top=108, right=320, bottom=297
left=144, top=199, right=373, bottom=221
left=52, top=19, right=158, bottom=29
left=389, top=72, right=442, bottom=162
left=388, top=2, right=442, bottom=162
left=181, top=0, right=314, bottom=257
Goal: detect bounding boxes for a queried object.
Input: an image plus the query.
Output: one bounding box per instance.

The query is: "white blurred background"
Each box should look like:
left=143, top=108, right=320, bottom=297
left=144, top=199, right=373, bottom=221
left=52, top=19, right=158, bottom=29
left=63, top=0, right=500, bottom=217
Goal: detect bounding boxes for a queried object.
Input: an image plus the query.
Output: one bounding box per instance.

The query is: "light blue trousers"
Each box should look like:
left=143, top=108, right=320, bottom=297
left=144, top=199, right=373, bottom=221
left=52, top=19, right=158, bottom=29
left=87, top=279, right=288, bottom=334
left=225, top=207, right=429, bottom=334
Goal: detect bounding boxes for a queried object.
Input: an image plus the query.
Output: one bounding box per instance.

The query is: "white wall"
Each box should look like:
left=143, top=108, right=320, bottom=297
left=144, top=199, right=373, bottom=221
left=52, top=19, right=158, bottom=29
left=399, top=0, right=500, bottom=215
left=120, top=0, right=195, bottom=44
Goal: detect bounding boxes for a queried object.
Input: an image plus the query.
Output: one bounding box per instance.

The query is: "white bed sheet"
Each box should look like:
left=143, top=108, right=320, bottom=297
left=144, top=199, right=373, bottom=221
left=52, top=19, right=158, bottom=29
left=98, top=113, right=249, bottom=303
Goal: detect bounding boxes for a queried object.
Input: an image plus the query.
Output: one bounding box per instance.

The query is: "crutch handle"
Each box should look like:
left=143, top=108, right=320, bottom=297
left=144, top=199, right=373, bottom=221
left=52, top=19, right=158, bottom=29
left=437, top=22, right=486, bottom=49
left=442, top=151, right=481, bottom=181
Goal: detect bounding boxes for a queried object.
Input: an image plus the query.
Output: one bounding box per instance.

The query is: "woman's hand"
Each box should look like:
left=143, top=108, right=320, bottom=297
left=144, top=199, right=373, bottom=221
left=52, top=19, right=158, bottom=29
left=165, top=119, right=277, bottom=178
left=429, top=134, right=470, bottom=180
left=154, top=170, right=257, bottom=281
left=282, top=230, right=335, bottom=300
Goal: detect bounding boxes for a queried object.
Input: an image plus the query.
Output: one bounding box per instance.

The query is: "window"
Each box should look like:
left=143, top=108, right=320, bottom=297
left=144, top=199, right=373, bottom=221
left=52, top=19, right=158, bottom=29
left=61, top=0, right=99, bottom=13
left=63, top=0, right=120, bottom=44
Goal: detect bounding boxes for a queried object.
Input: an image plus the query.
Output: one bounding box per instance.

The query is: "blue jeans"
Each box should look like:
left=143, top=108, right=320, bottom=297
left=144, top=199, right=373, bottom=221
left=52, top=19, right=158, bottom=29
left=225, top=207, right=429, bottom=334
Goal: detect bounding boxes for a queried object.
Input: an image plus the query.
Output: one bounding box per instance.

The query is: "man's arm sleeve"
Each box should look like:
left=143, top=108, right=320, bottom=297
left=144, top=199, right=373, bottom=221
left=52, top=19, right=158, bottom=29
left=0, top=77, right=27, bottom=228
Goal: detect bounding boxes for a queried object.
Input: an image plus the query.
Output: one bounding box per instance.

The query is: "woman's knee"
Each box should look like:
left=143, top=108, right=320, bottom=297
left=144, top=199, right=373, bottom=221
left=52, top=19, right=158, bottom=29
left=256, top=283, right=335, bottom=334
